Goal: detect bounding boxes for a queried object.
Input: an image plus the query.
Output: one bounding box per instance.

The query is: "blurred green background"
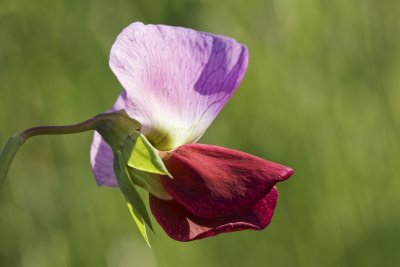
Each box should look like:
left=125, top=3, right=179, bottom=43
left=1, top=0, right=399, bottom=266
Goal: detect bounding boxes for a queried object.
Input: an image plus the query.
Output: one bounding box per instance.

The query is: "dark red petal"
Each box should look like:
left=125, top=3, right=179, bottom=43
left=150, top=187, right=278, bottom=242
left=160, top=144, right=292, bottom=218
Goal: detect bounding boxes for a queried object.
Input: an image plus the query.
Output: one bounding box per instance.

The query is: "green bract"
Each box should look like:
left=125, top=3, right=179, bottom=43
left=95, top=111, right=173, bottom=245
left=127, top=133, right=172, bottom=177
left=96, top=111, right=171, bottom=196
left=114, top=151, right=152, bottom=247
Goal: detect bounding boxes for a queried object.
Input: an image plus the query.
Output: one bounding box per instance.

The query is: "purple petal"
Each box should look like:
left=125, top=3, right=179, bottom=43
left=89, top=92, right=127, bottom=186
left=150, top=187, right=278, bottom=242
left=110, top=22, right=248, bottom=150
left=160, top=143, right=293, bottom=218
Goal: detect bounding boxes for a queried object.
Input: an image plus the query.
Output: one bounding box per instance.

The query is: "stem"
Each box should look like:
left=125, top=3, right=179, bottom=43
left=0, top=135, right=25, bottom=190
left=0, top=111, right=129, bottom=191
left=19, top=116, right=99, bottom=139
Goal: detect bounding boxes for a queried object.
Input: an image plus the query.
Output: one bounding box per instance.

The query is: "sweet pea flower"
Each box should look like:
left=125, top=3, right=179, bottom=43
left=90, top=22, right=293, bottom=242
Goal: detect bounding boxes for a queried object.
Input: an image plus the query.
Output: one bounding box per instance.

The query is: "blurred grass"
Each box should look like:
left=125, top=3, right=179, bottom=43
left=1, top=0, right=400, bottom=266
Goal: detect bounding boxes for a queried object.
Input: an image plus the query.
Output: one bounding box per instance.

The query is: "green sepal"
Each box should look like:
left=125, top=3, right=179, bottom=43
left=114, top=133, right=171, bottom=199
left=95, top=111, right=171, bottom=178
left=96, top=110, right=172, bottom=196
left=127, top=202, right=151, bottom=248
left=127, top=133, right=172, bottom=178
left=95, top=110, right=141, bottom=150
left=127, top=166, right=171, bottom=200
left=114, top=150, right=153, bottom=247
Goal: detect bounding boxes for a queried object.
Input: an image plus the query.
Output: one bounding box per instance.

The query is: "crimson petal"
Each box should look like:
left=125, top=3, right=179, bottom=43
left=150, top=187, right=278, bottom=242
left=160, top=144, right=292, bottom=218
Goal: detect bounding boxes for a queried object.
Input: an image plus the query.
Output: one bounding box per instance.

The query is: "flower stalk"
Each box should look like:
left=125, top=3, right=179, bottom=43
left=0, top=111, right=133, bottom=191
left=0, top=135, right=25, bottom=190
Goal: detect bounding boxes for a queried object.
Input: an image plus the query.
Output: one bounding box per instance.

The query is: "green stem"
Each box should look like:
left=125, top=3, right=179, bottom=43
left=0, top=135, right=25, bottom=190
left=0, top=111, right=130, bottom=191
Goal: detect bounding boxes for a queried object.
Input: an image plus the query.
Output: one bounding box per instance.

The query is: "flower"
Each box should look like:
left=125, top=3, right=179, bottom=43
left=90, top=22, right=293, bottom=242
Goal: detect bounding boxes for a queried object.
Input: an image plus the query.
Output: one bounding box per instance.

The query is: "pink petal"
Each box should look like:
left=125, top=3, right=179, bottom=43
left=160, top=144, right=293, bottom=218
left=150, top=187, right=278, bottom=242
left=89, top=92, right=127, bottom=186
left=110, top=22, right=248, bottom=150
left=90, top=131, right=117, bottom=186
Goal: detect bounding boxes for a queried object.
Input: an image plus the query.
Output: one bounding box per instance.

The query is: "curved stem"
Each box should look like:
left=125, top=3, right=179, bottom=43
left=19, top=116, right=99, bottom=139
left=0, top=111, right=129, bottom=191
left=0, top=135, right=25, bottom=190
